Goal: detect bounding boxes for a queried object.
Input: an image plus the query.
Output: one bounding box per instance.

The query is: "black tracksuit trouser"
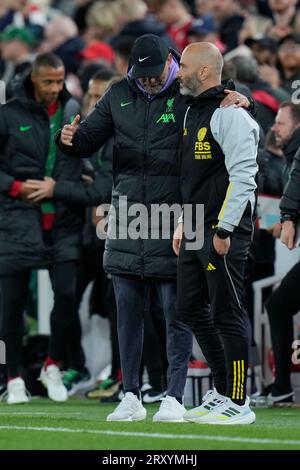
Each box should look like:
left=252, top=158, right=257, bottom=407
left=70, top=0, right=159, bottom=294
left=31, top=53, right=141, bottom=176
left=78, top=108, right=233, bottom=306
left=0, top=261, right=78, bottom=377
left=265, top=260, right=300, bottom=394
left=177, top=230, right=251, bottom=405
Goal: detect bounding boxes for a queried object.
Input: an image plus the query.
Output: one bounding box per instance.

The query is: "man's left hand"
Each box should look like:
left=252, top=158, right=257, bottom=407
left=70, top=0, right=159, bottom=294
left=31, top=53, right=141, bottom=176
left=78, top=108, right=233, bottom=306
left=220, top=90, right=250, bottom=109
left=26, top=177, right=56, bottom=202
left=213, top=234, right=231, bottom=256
left=280, top=220, right=296, bottom=250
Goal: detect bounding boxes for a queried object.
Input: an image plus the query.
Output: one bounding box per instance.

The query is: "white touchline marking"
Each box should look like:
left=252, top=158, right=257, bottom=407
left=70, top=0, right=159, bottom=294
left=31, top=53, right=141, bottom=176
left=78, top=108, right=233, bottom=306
left=0, top=426, right=299, bottom=446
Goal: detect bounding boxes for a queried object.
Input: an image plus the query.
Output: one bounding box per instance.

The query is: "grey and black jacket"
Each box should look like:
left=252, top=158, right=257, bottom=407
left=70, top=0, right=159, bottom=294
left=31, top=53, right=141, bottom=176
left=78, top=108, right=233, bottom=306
left=180, top=85, right=259, bottom=237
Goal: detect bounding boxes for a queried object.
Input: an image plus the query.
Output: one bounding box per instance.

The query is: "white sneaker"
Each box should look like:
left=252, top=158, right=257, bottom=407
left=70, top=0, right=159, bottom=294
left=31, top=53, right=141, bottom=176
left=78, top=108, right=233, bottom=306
left=153, top=395, right=186, bottom=422
left=106, top=392, right=146, bottom=421
left=267, top=391, right=295, bottom=406
left=7, top=378, right=29, bottom=404
left=143, top=389, right=167, bottom=404
left=40, top=365, right=68, bottom=402
left=184, top=388, right=225, bottom=422
left=199, top=396, right=256, bottom=425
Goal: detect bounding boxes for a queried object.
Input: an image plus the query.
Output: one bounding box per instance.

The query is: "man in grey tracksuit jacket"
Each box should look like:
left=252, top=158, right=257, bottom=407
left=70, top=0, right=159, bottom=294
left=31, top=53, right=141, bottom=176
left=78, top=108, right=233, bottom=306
left=175, top=43, right=259, bottom=424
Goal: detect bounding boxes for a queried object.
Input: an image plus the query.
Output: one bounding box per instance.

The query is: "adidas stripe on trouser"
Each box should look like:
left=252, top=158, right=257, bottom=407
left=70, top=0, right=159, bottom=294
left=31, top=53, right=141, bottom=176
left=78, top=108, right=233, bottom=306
left=176, top=230, right=251, bottom=405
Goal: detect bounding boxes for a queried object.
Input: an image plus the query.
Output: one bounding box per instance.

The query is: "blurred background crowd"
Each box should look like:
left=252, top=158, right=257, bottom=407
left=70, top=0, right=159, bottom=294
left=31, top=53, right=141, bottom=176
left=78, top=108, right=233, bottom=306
left=0, top=0, right=299, bottom=107
left=0, top=0, right=300, bottom=405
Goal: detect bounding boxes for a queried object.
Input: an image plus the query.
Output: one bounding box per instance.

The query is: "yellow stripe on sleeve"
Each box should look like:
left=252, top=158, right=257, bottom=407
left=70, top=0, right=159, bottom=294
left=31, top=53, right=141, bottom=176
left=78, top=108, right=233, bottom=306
left=218, top=182, right=233, bottom=221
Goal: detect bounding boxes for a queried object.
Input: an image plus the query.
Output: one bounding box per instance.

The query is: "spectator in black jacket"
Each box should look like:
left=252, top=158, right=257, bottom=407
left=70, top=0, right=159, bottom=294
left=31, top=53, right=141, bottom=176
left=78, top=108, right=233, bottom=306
left=57, top=34, right=249, bottom=422
left=264, top=144, right=300, bottom=405
left=244, top=130, right=284, bottom=390
left=271, top=101, right=300, bottom=186
left=0, top=53, right=82, bottom=405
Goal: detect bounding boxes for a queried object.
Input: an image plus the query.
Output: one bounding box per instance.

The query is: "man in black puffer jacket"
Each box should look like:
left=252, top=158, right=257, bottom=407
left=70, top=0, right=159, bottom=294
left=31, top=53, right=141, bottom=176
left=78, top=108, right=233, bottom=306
left=57, top=34, right=249, bottom=422
left=263, top=103, right=300, bottom=405
left=0, top=53, right=83, bottom=405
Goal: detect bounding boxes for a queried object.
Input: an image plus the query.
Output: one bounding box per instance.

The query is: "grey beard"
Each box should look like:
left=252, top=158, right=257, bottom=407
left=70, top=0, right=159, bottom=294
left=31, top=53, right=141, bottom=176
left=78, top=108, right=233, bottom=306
left=179, top=84, right=198, bottom=97
left=143, top=83, right=164, bottom=95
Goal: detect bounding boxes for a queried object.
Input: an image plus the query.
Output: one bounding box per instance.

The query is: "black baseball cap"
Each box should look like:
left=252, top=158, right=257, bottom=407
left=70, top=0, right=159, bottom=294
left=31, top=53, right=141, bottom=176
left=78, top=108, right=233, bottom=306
left=131, top=34, right=169, bottom=79
left=244, top=36, right=277, bottom=53
left=278, top=33, right=300, bottom=47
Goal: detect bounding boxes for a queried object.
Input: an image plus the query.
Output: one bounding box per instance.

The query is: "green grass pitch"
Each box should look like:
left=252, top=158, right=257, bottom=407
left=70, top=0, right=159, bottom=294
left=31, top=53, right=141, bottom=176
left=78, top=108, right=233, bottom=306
left=0, top=398, right=299, bottom=450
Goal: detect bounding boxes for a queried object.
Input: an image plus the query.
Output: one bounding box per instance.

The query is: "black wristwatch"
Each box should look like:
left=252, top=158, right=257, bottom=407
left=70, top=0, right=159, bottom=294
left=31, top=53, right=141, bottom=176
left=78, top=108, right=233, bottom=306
left=247, top=96, right=255, bottom=115
left=215, top=228, right=231, bottom=239
left=280, top=214, right=297, bottom=224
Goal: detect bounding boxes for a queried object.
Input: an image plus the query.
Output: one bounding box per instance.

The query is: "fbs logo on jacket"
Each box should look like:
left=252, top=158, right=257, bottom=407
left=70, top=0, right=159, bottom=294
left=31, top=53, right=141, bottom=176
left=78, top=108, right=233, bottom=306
left=197, top=127, right=207, bottom=141
left=195, top=127, right=212, bottom=160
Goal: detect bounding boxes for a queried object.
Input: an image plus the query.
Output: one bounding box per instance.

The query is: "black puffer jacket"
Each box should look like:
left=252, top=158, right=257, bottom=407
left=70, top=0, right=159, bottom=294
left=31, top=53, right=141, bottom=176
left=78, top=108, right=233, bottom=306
left=0, top=74, right=84, bottom=277
left=282, top=128, right=300, bottom=187
left=57, top=60, right=187, bottom=279
left=280, top=145, right=300, bottom=221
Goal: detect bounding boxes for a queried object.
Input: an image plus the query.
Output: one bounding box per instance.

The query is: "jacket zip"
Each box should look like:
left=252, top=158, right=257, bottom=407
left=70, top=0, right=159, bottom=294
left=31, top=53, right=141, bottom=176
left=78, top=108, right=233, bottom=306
left=140, top=100, right=151, bottom=278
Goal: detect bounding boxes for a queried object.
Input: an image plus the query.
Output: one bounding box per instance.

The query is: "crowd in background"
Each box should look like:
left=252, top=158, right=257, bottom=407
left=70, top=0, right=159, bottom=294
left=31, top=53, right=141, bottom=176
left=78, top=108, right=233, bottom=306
left=0, top=0, right=300, bottom=405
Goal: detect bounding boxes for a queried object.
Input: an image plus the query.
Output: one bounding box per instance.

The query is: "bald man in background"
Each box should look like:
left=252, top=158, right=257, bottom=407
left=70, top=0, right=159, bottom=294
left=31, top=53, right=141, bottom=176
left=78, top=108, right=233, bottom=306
left=174, top=43, right=259, bottom=425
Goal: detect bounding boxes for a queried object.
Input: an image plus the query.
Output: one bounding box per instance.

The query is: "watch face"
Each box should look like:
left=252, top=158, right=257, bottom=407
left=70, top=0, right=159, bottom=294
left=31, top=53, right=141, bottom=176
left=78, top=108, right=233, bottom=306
left=216, top=229, right=230, bottom=239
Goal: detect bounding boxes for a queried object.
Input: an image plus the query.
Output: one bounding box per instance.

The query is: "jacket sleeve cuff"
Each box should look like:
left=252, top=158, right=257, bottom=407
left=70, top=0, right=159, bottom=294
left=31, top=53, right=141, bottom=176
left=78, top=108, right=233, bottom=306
left=9, top=181, right=22, bottom=197
left=53, top=181, right=71, bottom=201
left=280, top=213, right=298, bottom=224
left=217, top=220, right=235, bottom=232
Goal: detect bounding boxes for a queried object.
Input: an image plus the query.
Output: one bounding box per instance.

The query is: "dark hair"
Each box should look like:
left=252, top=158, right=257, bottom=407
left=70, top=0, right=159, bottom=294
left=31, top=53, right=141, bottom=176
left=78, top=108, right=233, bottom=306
left=231, top=56, right=258, bottom=83
left=78, top=63, right=115, bottom=93
left=32, top=53, right=64, bottom=72
left=112, top=35, right=136, bottom=60
left=91, top=68, right=116, bottom=82
left=149, top=0, right=190, bottom=13
left=222, top=61, right=237, bottom=81
left=279, top=101, right=300, bottom=124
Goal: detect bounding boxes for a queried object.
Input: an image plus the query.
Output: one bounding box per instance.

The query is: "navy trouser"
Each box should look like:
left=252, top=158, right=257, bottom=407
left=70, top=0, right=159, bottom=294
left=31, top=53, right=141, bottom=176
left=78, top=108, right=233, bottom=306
left=112, top=275, right=193, bottom=399
left=0, top=261, right=78, bottom=377
left=177, top=231, right=251, bottom=404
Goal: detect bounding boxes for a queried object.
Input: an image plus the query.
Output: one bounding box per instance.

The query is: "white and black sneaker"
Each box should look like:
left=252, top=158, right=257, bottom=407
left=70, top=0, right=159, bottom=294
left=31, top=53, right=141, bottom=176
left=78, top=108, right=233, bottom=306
left=142, top=388, right=167, bottom=404
left=184, top=388, right=225, bottom=422
left=63, top=368, right=94, bottom=396
left=199, top=396, right=256, bottom=425
left=267, top=390, right=295, bottom=406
